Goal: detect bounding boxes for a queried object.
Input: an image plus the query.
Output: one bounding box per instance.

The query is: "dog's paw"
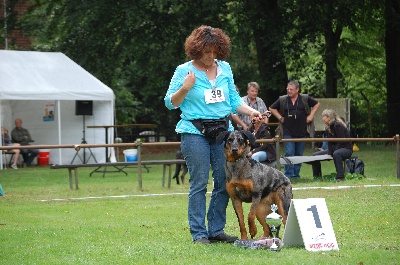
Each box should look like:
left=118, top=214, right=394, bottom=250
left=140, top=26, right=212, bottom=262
left=249, top=222, right=258, bottom=238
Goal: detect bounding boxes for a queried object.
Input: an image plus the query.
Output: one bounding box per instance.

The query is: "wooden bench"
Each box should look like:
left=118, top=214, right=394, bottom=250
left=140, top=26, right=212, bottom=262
left=50, top=160, right=186, bottom=190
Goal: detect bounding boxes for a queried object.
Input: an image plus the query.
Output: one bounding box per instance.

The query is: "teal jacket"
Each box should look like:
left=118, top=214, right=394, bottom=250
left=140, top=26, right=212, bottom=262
left=164, top=60, right=243, bottom=135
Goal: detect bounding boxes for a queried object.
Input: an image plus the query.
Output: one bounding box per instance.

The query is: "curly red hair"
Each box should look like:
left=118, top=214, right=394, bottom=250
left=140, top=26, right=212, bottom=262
left=184, top=25, right=231, bottom=60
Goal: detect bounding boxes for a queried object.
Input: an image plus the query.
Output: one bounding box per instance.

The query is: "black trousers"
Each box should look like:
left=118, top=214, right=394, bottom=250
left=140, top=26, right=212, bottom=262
left=312, top=148, right=352, bottom=179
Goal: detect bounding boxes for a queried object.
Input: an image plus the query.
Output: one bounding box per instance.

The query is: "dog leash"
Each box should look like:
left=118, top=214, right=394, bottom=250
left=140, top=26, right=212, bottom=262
left=251, top=111, right=271, bottom=135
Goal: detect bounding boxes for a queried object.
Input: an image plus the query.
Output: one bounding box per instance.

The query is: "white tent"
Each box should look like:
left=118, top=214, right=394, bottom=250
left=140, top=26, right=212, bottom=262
left=0, top=50, right=115, bottom=169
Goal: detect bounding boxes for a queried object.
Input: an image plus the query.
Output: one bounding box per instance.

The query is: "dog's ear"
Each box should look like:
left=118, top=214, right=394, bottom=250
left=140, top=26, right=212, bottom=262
left=240, top=130, right=256, bottom=146
left=216, top=131, right=230, bottom=145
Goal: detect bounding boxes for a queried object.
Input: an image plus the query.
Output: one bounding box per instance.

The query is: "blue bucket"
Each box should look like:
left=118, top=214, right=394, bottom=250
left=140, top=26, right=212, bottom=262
left=123, top=149, right=138, bottom=162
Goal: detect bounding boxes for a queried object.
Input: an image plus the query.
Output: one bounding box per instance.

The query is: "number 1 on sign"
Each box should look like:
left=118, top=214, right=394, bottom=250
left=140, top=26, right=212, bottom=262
left=307, top=205, right=322, bottom=228
left=282, top=198, right=339, bottom=251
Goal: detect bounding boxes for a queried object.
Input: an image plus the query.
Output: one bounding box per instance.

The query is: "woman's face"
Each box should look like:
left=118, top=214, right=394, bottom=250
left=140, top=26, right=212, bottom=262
left=199, top=46, right=217, bottom=66
left=322, top=115, right=330, bottom=125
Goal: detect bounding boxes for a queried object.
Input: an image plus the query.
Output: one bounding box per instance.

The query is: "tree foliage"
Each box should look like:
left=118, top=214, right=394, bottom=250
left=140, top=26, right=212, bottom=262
left=12, top=0, right=398, bottom=138
left=22, top=0, right=234, bottom=139
left=279, top=0, right=387, bottom=137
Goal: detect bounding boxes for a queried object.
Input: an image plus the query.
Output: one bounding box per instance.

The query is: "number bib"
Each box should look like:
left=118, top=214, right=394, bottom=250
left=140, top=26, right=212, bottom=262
left=204, top=87, right=225, bottom=104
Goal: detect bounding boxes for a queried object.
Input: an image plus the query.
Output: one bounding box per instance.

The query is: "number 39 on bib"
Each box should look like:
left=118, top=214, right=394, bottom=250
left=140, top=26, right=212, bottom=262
left=204, top=87, right=225, bottom=104
left=282, top=198, right=339, bottom=251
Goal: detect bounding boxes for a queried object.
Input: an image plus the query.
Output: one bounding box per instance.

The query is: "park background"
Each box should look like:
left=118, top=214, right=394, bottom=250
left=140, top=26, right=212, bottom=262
left=1, top=1, right=399, bottom=264
left=1, top=0, right=399, bottom=141
left=1, top=143, right=399, bottom=264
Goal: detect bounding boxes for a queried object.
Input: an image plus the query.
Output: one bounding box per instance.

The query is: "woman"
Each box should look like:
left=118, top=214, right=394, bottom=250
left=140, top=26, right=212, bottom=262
left=247, top=123, right=276, bottom=163
left=312, top=109, right=352, bottom=182
left=2, top=127, right=21, bottom=169
left=164, top=25, right=263, bottom=244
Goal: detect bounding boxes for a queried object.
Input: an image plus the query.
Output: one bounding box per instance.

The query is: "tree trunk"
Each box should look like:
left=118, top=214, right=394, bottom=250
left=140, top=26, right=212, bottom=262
left=244, top=0, right=288, bottom=107
left=323, top=25, right=343, bottom=98
left=360, top=91, right=373, bottom=138
left=386, top=0, right=400, bottom=137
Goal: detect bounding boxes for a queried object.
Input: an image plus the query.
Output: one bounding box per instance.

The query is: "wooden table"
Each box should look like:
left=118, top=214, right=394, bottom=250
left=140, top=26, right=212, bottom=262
left=86, top=124, right=157, bottom=176
left=87, top=124, right=158, bottom=161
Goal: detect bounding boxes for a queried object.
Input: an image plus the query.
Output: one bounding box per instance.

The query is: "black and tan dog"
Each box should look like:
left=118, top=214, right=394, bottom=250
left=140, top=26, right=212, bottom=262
left=216, top=130, right=292, bottom=240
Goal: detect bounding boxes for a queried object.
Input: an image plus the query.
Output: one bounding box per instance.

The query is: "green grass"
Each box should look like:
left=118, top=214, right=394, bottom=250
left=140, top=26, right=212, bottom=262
left=0, top=143, right=399, bottom=264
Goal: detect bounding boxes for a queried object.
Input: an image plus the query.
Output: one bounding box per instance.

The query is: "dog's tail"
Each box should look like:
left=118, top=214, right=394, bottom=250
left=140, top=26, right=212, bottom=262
left=172, top=163, right=182, bottom=185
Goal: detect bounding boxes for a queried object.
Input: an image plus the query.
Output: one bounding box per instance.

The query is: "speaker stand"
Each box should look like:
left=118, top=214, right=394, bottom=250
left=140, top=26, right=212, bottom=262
left=71, top=115, right=98, bottom=164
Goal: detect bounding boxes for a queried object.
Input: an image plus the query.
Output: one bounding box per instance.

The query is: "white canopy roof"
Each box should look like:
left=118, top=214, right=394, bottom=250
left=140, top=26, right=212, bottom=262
left=0, top=50, right=116, bottom=168
left=0, top=50, right=114, bottom=101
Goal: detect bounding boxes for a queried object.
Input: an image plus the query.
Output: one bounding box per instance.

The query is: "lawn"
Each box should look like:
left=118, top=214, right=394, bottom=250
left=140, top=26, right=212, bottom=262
left=0, top=143, right=399, bottom=265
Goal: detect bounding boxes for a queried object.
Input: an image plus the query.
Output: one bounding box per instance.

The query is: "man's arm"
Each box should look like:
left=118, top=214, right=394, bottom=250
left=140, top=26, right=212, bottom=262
left=11, top=129, right=23, bottom=143
left=11, top=129, right=31, bottom=144
left=26, top=129, right=34, bottom=142
left=269, top=107, right=284, bottom=124
left=231, top=113, right=248, bottom=130
left=307, top=102, right=320, bottom=124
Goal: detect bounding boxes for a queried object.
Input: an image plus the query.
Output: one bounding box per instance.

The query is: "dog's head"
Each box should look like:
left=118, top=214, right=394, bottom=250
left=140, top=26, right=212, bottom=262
left=216, top=130, right=256, bottom=161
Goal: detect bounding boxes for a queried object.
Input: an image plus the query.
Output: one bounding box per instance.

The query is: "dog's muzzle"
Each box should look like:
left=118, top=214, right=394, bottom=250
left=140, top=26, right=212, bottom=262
left=230, top=139, right=241, bottom=153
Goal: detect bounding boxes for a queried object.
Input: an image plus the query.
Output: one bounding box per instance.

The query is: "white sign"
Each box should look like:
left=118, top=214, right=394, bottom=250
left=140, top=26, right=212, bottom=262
left=204, top=87, right=225, bottom=104
left=282, top=198, right=339, bottom=251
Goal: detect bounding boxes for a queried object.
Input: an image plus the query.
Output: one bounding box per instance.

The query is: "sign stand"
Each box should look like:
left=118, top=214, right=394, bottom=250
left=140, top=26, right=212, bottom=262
left=282, top=198, right=339, bottom=251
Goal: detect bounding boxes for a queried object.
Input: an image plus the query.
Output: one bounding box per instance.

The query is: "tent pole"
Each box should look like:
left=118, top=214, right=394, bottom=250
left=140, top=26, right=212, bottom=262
left=0, top=100, right=3, bottom=169
left=57, top=100, right=62, bottom=164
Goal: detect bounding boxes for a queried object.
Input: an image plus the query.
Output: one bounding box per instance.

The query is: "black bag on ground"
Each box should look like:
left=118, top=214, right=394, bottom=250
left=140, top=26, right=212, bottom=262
left=346, top=157, right=364, bottom=175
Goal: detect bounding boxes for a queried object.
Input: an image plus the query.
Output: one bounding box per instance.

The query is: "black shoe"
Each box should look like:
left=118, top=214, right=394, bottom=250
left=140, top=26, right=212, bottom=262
left=194, top=238, right=210, bottom=244
left=208, top=233, right=238, bottom=243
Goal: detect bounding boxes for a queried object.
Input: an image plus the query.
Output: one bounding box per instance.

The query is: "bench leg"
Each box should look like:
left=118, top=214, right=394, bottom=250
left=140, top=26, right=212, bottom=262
left=162, top=164, right=167, bottom=187
left=68, top=168, right=73, bottom=189
left=67, top=168, right=79, bottom=189
left=74, top=168, right=79, bottom=189
left=161, top=164, right=173, bottom=188
left=168, top=164, right=172, bottom=188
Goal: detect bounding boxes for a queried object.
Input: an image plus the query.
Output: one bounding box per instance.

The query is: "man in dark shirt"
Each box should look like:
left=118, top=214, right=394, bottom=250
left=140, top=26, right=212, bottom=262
left=11, top=118, right=39, bottom=166
left=269, top=80, right=320, bottom=178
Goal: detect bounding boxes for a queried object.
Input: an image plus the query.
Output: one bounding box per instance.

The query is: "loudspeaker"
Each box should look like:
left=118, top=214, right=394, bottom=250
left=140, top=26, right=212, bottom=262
left=75, top=100, right=93, bottom=116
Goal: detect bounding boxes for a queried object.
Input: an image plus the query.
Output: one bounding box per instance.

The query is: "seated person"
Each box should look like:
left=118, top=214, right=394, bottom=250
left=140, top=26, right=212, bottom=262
left=11, top=118, right=39, bottom=166
left=247, top=123, right=276, bottom=163
left=312, top=109, right=352, bottom=182
left=2, top=127, right=21, bottom=169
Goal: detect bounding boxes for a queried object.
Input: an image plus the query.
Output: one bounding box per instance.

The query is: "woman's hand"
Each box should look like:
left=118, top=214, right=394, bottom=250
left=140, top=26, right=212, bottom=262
left=182, top=71, right=196, bottom=91
left=250, top=110, right=263, bottom=124
left=171, top=71, right=196, bottom=107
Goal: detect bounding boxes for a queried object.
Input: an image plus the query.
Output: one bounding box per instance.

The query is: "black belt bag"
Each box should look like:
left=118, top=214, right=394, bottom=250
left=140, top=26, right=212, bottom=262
left=191, top=116, right=229, bottom=139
